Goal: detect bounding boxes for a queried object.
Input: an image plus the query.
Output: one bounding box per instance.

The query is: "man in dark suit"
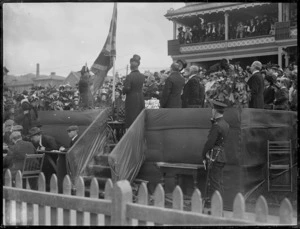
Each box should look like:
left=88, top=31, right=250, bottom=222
left=123, top=54, right=146, bottom=129
left=28, top=127, right=59, bottom=191
left=181, top=65, right=203, bottom=108
left=59, top=125, right=80, bottom=152
left=247, top=61, right=264, bottom=109
left=160, top=62, right=185, bottom=108
left=3, top=131, right=37, bottom=178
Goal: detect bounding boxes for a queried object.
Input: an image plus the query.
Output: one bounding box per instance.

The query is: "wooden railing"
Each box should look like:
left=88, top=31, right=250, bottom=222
left=3, top=169, right=295, bottom=226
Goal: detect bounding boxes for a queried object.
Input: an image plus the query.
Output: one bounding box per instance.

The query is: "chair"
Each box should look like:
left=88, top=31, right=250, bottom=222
left=267, top=140, right=292, bottom=192
left=22, top=154, right=45, bottom=189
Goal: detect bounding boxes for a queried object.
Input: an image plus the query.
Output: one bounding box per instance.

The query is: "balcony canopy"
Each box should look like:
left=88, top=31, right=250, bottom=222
left=165, top=2, right=271, bottom=20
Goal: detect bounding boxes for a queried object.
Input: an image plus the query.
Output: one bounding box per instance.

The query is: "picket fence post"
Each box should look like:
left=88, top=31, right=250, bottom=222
left=111, top=180, right=133, bottom=226
left=173, top=185, right=183, bottom=211
left=191, top=188, right=203, bottom=213
left=279, top=198, right=293, bottom=224
left=15, top=171, right=23, bottom=225
left=233, top=193, right=245, bottom=220
left=50, top=174, right=59, bottom=225
left=153, top=183, right=165, bottom=226
left=63, top=175, right=72, bottom=225
left=4, top=169, right=15, bottom=225
left=137, top=182, right=148, bottom=226
left=211, top=191, right=223, bottom=217
left=38, top=172, right=46, bottom=225
left=75, top=176, right=86, bottom=225
left=104, top=179, right=113, bottom=225
left=89, top=177, right=100, bottom=226
left=255, top=195, right=268, bottom=223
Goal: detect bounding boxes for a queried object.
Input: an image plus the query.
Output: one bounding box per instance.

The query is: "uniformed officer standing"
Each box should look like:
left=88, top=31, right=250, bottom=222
left=202, top=99, right=229, bottom=206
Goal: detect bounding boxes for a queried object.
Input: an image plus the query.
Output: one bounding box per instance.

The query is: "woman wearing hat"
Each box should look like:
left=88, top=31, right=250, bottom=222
left=122, top=54, right=146, bottom=128
left=273, top=78, right=289, bottom=110
left=263, top=74, right=275, bottom=109
left=78, top=66, right=94, bottom=109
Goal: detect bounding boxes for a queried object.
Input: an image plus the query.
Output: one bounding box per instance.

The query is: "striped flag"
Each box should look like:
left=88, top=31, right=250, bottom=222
left=91, top=3, right=117, bottom=95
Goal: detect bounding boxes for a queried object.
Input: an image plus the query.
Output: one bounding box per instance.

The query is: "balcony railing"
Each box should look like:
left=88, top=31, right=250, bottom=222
left=168, top=23, right=297, bottom=56
left=168, top=35, right=276, bottom=55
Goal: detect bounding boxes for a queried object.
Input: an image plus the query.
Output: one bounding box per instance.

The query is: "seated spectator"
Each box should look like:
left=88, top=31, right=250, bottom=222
left=3, top=119, right=14, bottom=146
left=273, top=78, right=289, bottom=110
left=3, top=131, right=37, bottom=187
left=59, top=125, right=80, bottom=152
left=28, top=127, right=59, bottom=191
left=185, top=27, right=192, bottom=44
left=263, top=75, right=275, bottom=109
left=177, top=27, right=185, bottom=44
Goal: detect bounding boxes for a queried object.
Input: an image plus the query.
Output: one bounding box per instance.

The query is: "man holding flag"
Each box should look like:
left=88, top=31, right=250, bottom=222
left=91, top=3, right=117, bottom=101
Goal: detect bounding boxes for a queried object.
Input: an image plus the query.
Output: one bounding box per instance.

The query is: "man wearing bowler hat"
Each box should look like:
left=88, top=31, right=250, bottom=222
left=202, top=99, right=230, bottom=208
left=28, top=127, right=59, bottom=191
left=122, top=54, right=146, bottom=129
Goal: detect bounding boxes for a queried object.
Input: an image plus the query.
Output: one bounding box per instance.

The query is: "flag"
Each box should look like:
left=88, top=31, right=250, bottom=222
left=91, top=3, right=117, bottom=95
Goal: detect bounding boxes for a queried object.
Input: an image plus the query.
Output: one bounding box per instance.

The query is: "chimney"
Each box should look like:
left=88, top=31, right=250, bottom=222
left=36, top=63, right=40, bottom=78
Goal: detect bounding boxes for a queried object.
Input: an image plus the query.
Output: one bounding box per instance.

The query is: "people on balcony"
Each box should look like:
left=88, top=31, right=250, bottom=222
left=246, top=19, right=256, bottom=37
left=261, top=15, right=271, bottom=35
left=185, top=27, right=193, bottom=44
left=177, top=27, right=185, bottom=44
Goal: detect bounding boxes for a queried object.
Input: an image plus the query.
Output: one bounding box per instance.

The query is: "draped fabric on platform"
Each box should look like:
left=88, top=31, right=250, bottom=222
left=90, top=3, right=117, bottom=95
left=108, top=109, right=146, bottom=183
left=66, top=108, right=111, bottom=184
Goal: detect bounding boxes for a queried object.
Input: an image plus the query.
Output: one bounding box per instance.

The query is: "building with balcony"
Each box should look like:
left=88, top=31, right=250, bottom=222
left=165, top=3, right=297, bottom=69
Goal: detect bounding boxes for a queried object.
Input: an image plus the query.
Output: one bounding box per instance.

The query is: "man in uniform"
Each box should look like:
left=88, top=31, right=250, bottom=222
left=202, top=99, right=230, bottom=207
left=122, top=54, right=145, bottom=129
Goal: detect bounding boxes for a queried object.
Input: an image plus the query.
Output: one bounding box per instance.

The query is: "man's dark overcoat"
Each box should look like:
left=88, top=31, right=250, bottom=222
left=247, top=72, right=264, bottom=108
left=4, top=140, right=37, bottom=177
left=122, top=70, right=145, bottom=128
left=160, top=71, right=185, bottom=108
left=181, top=75, right=202, bottom=108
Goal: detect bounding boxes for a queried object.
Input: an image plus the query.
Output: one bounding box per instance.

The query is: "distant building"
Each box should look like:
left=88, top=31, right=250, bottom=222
left=33, top=72, right=65, bottom=88
left=63, top=71, right=81, bottom=88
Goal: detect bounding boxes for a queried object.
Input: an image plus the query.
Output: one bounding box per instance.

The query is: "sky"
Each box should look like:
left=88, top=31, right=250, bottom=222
left=3, top=2, right=185, bottom=77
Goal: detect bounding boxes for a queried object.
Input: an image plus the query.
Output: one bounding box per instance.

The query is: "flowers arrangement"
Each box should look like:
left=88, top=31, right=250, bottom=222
left=205, top=69, right=251, bottom=108
left=145, top=98, right=160, bottom=109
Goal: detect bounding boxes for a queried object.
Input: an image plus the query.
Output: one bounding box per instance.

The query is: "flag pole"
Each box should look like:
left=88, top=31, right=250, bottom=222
left=112, top=55, right=116, bottom=119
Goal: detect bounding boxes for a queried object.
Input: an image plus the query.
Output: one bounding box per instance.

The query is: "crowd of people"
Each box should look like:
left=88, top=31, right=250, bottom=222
left=3, top=54, right=297, bottom=197
left=178, top=14, right=278, bottom=45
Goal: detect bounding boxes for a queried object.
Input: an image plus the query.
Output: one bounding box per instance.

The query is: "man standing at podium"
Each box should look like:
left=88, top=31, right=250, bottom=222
left=122, top=54, right=146, bottom=129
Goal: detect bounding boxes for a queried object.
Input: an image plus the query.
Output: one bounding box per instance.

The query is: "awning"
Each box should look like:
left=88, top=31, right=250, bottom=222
left=165, top=3, right=272, bottom=20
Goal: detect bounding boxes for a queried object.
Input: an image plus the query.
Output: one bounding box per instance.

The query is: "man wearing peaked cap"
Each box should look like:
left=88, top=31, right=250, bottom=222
left=202, top=99, right=230, bottom=208
left=59, top=125, right=80, bottom=152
